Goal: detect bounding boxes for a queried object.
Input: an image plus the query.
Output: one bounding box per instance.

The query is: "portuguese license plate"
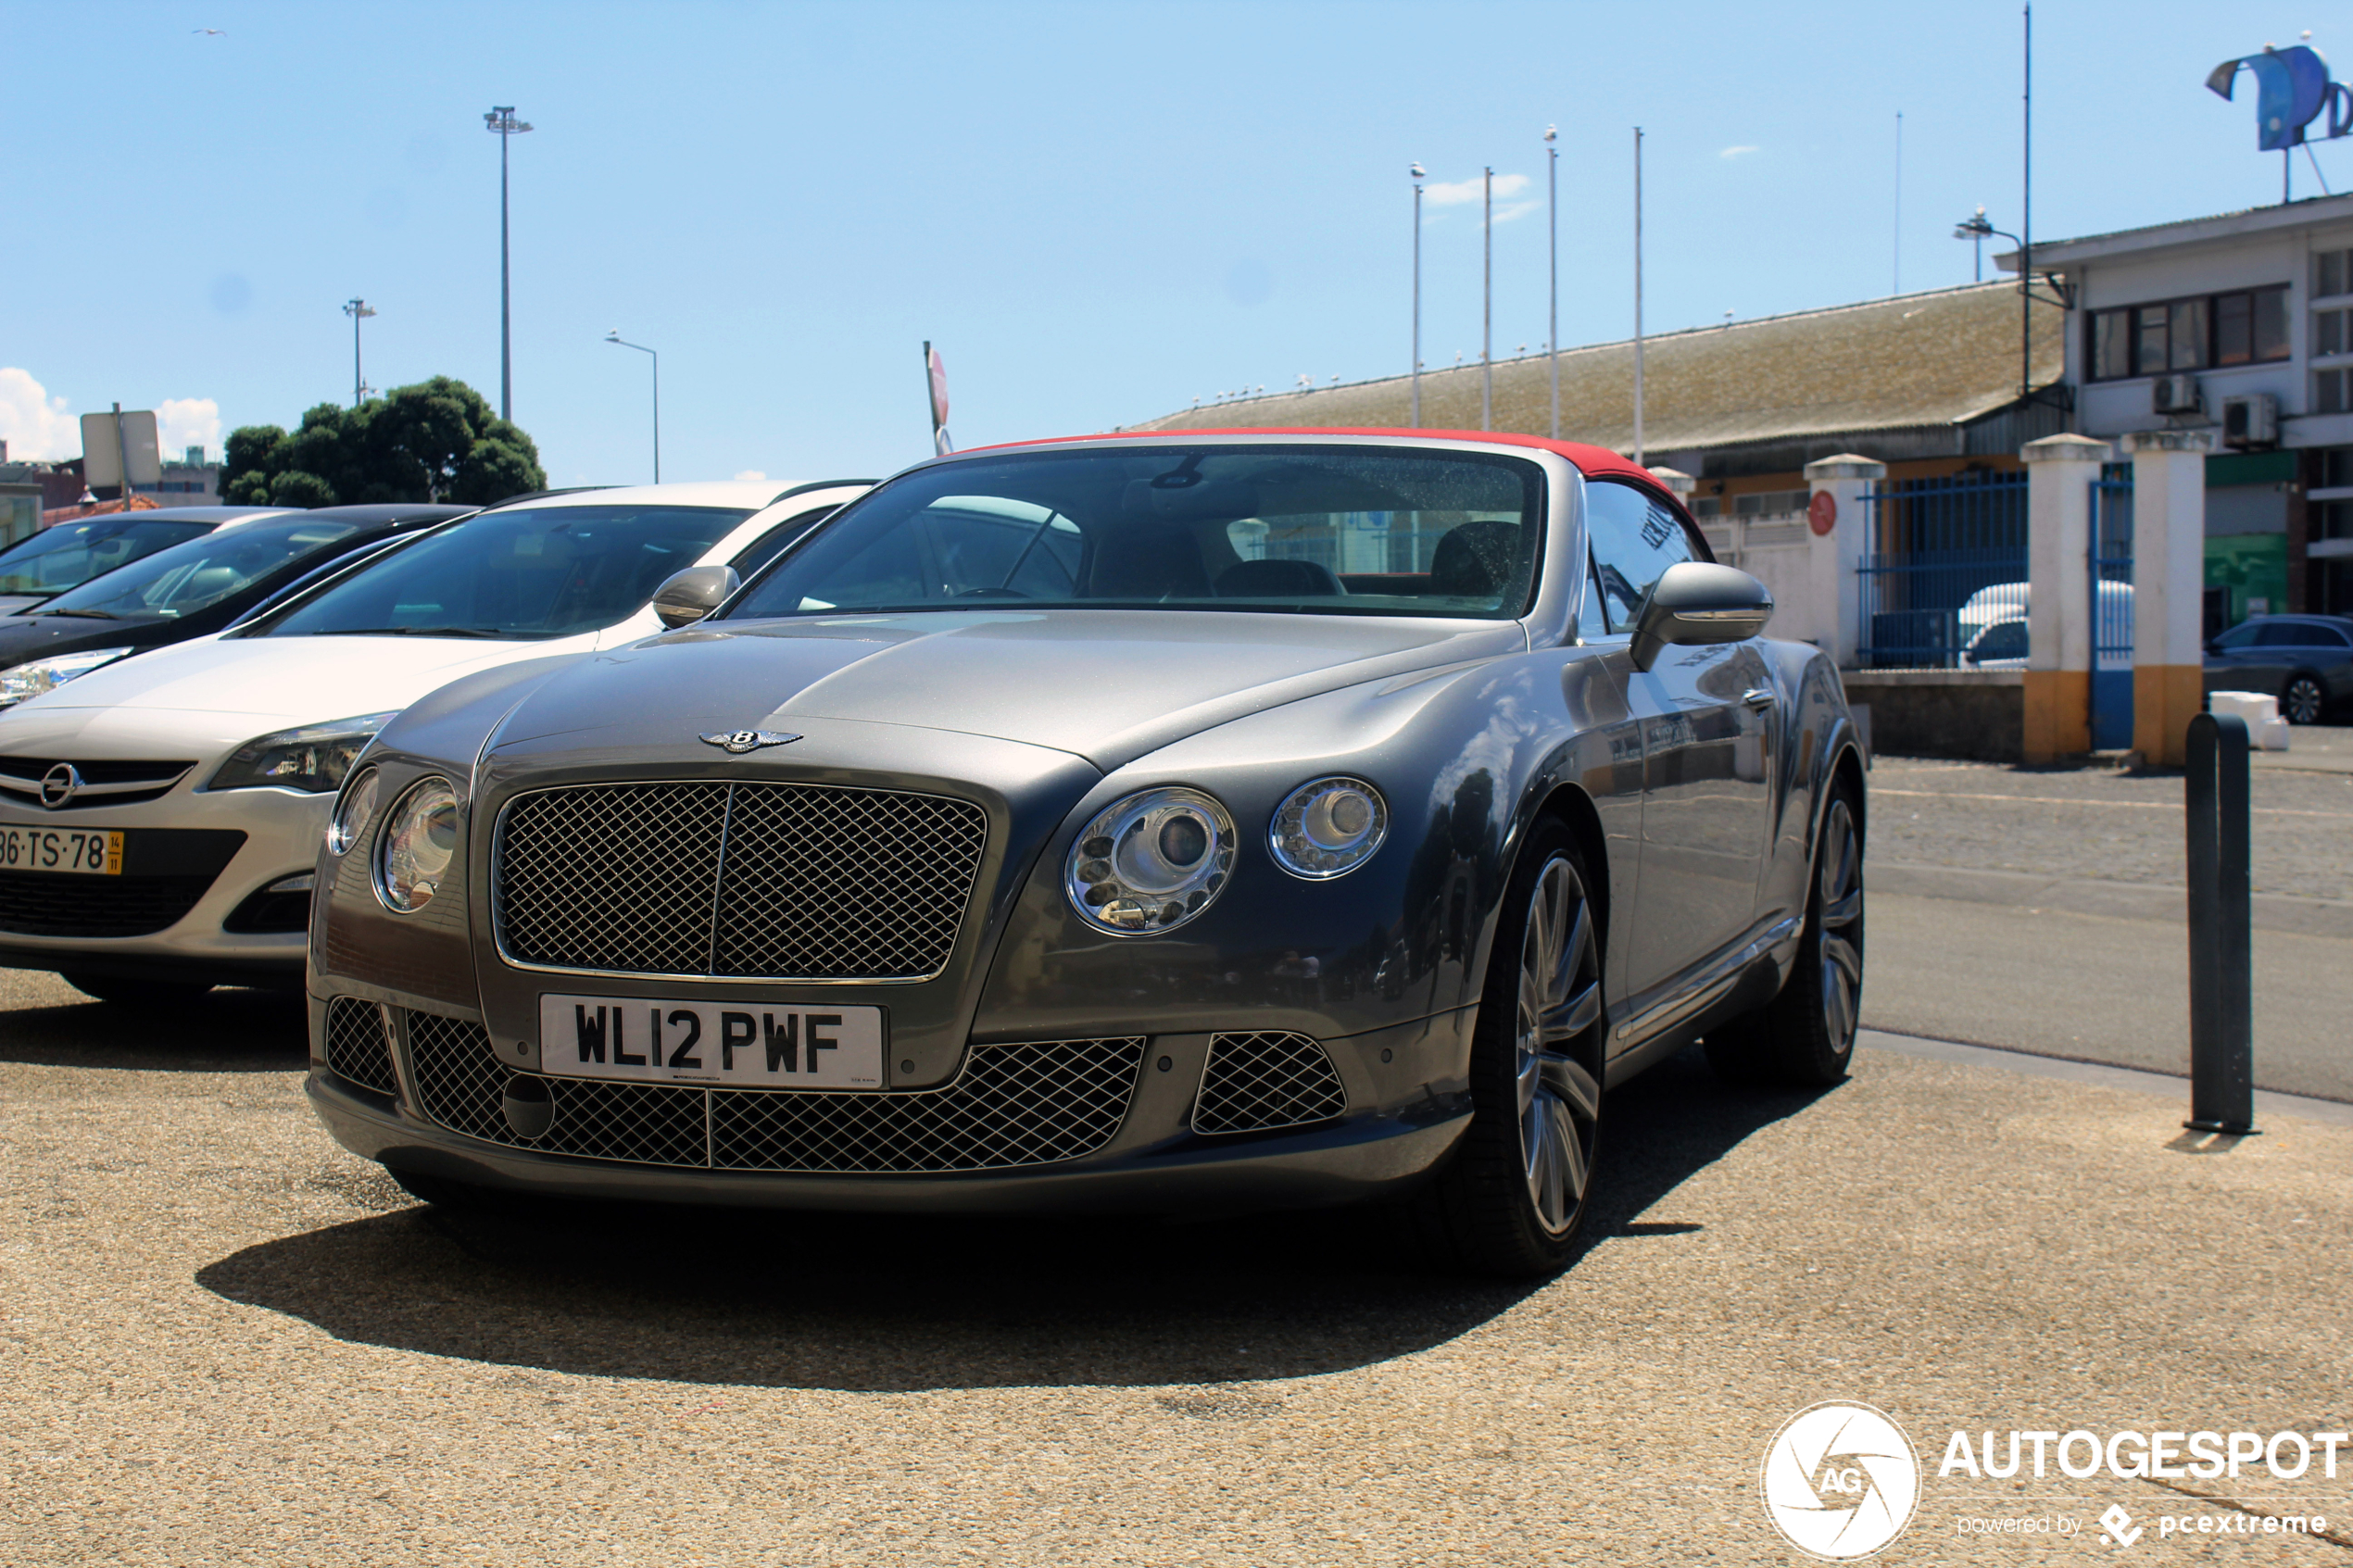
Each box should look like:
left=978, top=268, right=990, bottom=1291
left=537, top=993, right=885, bottom=1089
left=0, top=825, right=122, bottom=875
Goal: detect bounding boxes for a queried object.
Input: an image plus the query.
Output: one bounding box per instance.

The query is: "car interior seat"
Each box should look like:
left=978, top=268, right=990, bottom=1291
left=1428, top=521, right=1524, bottom=597
left=1214, top=558, right=1346, bottom=596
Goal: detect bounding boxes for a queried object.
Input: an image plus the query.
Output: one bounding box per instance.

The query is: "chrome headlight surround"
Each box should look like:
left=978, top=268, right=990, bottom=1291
left=1064, top=785, right=1237, bottom=935
left=326, top=766, right=381, bottom=857
left=373, top=775, right=459, bottom=913
left=1268, top=776, right=1388, bottom=879
left=205, top=710, right=399, bottom=794
left=0, top=646, right=136, bottom=707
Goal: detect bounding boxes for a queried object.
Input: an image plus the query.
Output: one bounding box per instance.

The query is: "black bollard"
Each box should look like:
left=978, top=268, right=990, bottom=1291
left=2184, top=712, right=2256, bottom=1135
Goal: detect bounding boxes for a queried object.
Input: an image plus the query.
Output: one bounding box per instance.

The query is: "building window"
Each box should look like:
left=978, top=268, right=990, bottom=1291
left=2319, top=368, right=2353, bottom=414
left=1731, top=489, right=1810, bottom=517
left=2316, top=248, right=2353, bottom=297
left=2316, top=499, right=2353, bottom=541
left=2317, top=304, right=2353, bottom=359
left=2085, top=285, right=2288, bottom=380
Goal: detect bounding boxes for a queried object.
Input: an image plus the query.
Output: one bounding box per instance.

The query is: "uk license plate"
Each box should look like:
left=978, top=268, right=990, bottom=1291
left=0, top=825, right=122, bottom=875
left=536, top=993, right=885, bottom=1089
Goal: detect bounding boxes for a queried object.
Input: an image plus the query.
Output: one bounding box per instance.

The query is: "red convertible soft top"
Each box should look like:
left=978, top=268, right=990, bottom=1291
left=972, top=426, right=1683, bottom=510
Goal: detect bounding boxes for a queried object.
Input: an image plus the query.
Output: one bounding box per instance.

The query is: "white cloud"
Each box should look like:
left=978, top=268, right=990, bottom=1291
left=157, top=397, right=222, bottom=461
left=733, top=469, right=767, bottom=483
left=1489, top=200, right=1543, bottom=225
left=1720, top=144, right=1759, bottom=158
left=1424, top=171, right=1530, bottom=207
left=0, top=368, right=77, bottom=460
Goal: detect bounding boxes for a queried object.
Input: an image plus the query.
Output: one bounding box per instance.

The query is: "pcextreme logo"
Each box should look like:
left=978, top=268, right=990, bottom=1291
left=1761, top=1402, right=1922, bottom=1561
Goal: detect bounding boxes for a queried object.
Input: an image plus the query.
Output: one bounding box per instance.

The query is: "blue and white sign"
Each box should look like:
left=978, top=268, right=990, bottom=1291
left=2207, top=44, right=2353, bottom=151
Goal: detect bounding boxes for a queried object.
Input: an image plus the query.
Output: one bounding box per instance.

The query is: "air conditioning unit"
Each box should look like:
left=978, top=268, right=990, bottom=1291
left=2151, top=374, right=2204, bottom=416
left=2221, top=392, right=2280, bottom=448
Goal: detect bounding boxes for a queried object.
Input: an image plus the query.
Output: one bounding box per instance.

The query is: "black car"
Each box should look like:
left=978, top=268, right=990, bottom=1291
left=0, top=506, right=291, bottom=617
left=2203, top=613, right=2353, bottom=724
left=0, top=504, right=475, bottom=709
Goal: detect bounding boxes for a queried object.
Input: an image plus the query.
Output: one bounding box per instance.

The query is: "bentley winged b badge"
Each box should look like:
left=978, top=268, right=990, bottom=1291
left=698, top=729, right=802, bottom=755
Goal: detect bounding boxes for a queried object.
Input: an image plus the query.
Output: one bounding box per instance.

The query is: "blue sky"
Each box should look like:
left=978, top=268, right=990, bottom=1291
left=4, top=0, right=2348, bottom=487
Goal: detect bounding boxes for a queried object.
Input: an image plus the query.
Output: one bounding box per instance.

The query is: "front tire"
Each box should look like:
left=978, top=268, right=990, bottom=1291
left=61, top=972, right=215, bottom=1008
left=2282, top=673, right=2326, bottom=726
left=1706, top=782, right=1864, bottom=1088
left=1422, top=820, right=1607, bottom=1277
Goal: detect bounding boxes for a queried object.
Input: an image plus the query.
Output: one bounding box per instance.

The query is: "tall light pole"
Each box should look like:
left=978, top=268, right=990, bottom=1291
left=1481, top=166, right=1493, bottom=432
left=1410, top=163, right=1425, bottom=428
left=605, top=332, right=659, bottom=483
left=1954, top=209, right=2030, bottom=399
left=342, top=298, right=376, bottom=408
left=1545, top=125, right=1559, bottom=440
left=1633, top=127, right=1645, bottom=467
left=484, top=106, right=533, bottom=422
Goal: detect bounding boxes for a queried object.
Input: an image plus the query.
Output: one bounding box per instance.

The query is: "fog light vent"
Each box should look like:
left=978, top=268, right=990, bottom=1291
left=1192, top=1032, right=1348, bottom=1135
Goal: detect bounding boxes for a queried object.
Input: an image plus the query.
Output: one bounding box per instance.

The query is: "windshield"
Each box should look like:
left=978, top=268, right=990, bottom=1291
left=724, top=446, right=1544, bottom=621
left=0, top=517, right=215, bottom=597
left=261, top=504, right=753, bottom=639
left=37, top=516, right=364, bottom=620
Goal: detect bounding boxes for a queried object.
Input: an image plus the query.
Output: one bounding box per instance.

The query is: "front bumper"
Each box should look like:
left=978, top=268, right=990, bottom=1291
left=0, top=784, right=325, bottom=984
left=307, top=1003, right=1476, bottom=1215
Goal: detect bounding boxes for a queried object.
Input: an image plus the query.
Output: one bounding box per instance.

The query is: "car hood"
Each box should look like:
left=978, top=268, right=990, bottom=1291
left=489, top=609, right=1524, bottom=770
left=0, top=630, right=597, bottom=760
left=0, top=611, right=177, bottom=668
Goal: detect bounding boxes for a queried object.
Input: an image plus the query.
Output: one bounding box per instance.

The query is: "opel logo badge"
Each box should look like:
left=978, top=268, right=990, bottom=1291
left=698, top=729, right=801, bottom=755
left=38, top=763, right=81, bottom=809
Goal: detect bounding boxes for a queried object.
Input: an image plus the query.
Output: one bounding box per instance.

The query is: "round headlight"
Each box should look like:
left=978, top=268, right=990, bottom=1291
left=1064, top=786, right=1235, bottom=935
left=1269, top=777, right=1388, bottom=879
left=326, top=767, right=380, bottom=857
left=375, top=777, right=459, bottom=912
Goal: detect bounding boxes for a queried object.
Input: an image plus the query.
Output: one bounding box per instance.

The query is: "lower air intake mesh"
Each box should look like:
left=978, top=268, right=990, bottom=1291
left=399, top=1009, right=1145, bottom=1174
left=1191, top=1031, right=1349, bottom=1135
left=322, top=996, right=398, bottom=1097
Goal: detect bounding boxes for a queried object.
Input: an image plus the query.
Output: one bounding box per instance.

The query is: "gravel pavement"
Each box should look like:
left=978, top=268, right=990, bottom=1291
left=5, top=965, right=2348, bottom=1567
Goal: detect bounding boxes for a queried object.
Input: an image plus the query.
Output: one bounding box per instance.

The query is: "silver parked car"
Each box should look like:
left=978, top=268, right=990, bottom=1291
left=307, top=432, right=1867, bottom=1276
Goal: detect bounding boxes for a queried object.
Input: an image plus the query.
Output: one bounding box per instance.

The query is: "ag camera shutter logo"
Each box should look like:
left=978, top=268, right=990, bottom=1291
left=1761, top=1401, right=1921, bottom=1560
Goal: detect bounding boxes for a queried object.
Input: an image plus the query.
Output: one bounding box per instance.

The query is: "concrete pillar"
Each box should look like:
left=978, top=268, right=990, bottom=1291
left=1803, top=453, right=1885, bottom=667
left=2020, top=433, right=2113, bottom=763
left=2120, top=428, right=2212, bottom=766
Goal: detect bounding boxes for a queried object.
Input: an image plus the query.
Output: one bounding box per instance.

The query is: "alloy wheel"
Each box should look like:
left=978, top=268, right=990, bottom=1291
left=1514, top=853, right=1604, bottom=1234
left=1816, top=797, right=1864, bottom=1048
left=2284, top=676, right=2325, bottom=726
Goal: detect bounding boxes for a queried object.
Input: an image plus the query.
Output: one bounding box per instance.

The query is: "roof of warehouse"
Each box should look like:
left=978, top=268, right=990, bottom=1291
left=1125, top=280, right=2064, bottom=457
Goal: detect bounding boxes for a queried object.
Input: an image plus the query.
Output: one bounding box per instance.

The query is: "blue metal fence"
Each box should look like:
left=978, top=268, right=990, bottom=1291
left=2090, top=470, right=2136, bottom=749
left=1855, top=471, right=2031, bottom=668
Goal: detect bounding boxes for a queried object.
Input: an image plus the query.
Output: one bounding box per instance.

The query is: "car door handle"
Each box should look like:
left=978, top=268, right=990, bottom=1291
left=1741, top=687, right=1774, bottom=709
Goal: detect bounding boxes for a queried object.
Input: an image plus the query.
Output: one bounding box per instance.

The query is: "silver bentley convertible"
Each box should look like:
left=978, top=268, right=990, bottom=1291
left=306, top=431, right=1866, bottom=1275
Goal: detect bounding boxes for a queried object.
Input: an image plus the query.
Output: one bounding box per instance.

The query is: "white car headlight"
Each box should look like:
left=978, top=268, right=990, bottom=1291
left=1269, top=777, right=1388, bottom=879
left=205, top=711, right=398, bottom=793
left=375, top=777, right=458, bottom=912
left=0, top=646, right=135, bottom=707
left=1064, top=786, right=1236, bottom=934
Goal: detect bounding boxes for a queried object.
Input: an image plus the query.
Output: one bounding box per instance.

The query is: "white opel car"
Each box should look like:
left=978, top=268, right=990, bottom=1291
left=0, top=480, right=869, bottom=1003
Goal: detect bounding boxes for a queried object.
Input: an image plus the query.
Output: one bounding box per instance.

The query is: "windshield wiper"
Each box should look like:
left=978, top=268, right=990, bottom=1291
left=321, top=625, right=510, bottom=638
left=35, top=607, right=119, bottom=620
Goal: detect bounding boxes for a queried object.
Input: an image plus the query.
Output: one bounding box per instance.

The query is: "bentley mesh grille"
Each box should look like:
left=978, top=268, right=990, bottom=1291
left=1192, top=1031, right=1349, bottom=1135
left=494, top=782, right=988, bottom=981
left=322, top=997, right=398, bottom=1097
left=399, top=1009, right=1144, bottom=1173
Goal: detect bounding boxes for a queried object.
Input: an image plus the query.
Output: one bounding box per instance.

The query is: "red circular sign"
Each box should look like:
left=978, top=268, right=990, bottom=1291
left=1807, top=490, right=1837, bottom=536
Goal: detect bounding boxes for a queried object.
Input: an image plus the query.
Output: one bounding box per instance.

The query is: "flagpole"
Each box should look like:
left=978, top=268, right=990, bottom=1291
left=1481, top=166, right=1493, bottom=432
left=1633, top=128, right=1645, bottom=466
left=1545, top=125, right=1559, bottom=440
left=1410, top=164, right=1424, bottom=428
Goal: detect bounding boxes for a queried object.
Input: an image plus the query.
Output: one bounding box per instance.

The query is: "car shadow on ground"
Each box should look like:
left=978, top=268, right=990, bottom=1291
left=196, top=1047, right=1839, bottom=1391
left=0, top=985, right=307, bottom=1072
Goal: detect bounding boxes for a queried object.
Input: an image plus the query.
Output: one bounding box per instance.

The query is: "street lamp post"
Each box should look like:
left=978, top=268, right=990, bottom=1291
left=342, top=298, right=376, bottom=408
left=1545, top=125, right=1559, bottom=440
left=1955, top=208, right=2031, bottom=400
left=484, top=106, right=533, bottom=423
left=1410, top=163, right=1425, bottom=428
left=605, top=332, right=659, bottom=483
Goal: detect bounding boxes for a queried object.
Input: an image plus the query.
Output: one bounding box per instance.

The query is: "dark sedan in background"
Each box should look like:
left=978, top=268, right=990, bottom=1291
left=0, top=506, right=289, bottom=616
left=0, top=503, right=474, bottom=709
left=308, top=431, right=1866, bottom=1277
left=2204, top=613, right=2353, bottom=723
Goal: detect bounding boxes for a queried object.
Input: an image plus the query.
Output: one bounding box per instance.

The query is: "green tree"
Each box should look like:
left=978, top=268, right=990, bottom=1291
left=218, top=376, right=547, bottom=507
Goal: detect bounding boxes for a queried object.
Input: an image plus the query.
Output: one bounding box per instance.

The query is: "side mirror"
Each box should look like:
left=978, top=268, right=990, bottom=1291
left=1629, top=561, right=1773, bottom=672
left=650, top=565, right=740, bottom=629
